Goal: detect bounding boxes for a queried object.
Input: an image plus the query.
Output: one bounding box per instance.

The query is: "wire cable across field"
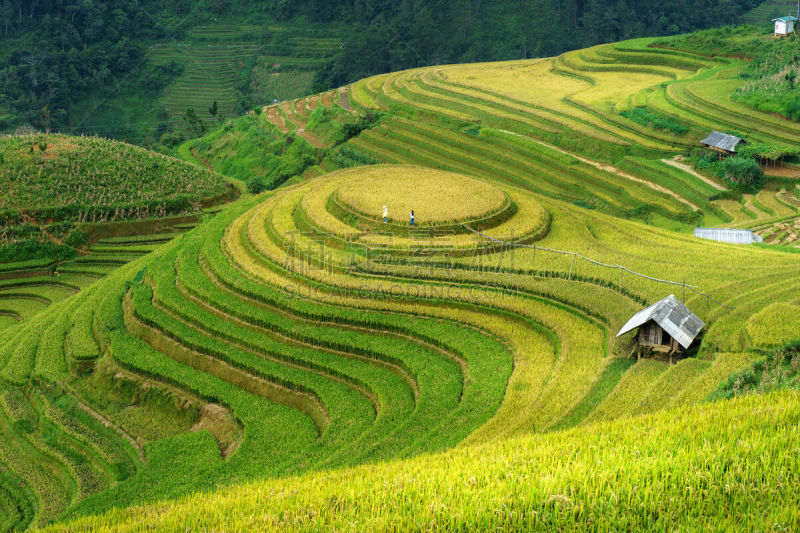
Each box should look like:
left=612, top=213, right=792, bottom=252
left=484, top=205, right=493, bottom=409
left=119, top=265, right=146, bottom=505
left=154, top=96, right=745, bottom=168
left=463, top=225, right=733, bottom=309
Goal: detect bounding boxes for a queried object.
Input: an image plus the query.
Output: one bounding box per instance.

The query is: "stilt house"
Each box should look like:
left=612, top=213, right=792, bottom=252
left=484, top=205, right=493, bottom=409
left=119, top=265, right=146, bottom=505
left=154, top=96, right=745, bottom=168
left=616, top=295, right=704, bottom=358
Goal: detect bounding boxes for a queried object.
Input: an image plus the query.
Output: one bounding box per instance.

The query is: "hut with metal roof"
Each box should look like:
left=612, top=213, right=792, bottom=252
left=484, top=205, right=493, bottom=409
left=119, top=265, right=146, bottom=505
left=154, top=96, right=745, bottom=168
left=616, top=295, right=704, bottom=360
left=774, top=16, right=797, bottom=36
left=700, top=131, right=745, bottom=157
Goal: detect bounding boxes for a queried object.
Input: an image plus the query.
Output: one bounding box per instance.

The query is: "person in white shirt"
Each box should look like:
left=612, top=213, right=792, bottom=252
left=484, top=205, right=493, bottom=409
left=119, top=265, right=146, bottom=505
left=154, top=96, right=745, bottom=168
left=410, top=210, right=415, bottom=226
left=383, top=205, right=388, bottom=223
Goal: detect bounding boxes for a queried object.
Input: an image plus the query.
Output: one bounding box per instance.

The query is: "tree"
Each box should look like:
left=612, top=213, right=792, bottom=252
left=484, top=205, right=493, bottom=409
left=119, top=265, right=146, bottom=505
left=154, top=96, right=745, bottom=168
left=41, top=105, right=50, bottom=133
left=183, top=107, right=206, bottom=137
left=209, top=100, right=218, bottom=121
left=1, top=1, right=13, bottom=34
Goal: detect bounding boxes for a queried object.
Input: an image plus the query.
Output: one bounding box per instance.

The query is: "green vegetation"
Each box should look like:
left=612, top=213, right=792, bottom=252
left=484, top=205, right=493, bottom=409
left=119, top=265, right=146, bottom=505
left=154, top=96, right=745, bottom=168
left=620, top=107, right=689, bottom=134
left=741, top=0, right=800, bottom=25
left=713, top=346, right=800, bottom=399
left=697, top=153, right=765, bottom=191
left=657, top=24, right=800, bottom=121
left=3, top=25, right=800, bottom=532
left=0, top=134, right=230, bottom=262
left=47, top=390, right=800, bottom=531
left=735, top=37, right=800, bottom=119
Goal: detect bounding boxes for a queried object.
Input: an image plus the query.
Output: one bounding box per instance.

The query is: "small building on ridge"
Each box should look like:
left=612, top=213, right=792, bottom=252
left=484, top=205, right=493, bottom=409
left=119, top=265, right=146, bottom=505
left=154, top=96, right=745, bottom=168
left=700, top=131, right=745, bottom=156
left=616, top=295, right=704, bottom=360
left=774, top=16, right=797, bottom=36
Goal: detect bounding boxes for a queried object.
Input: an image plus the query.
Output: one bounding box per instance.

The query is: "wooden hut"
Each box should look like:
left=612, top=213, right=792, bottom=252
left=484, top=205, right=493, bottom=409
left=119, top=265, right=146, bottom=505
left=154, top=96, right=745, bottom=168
left=774, top=16, right=797, bottom=36
left=616, top=295, right=704, bottom=360
left=700, top=131, right=745, bottom=157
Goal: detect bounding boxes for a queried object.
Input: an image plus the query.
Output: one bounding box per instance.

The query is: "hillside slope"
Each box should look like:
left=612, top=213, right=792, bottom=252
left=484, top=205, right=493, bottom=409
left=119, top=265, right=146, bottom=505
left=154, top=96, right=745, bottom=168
left=2, top=31, right=800, bottom=531
left=0, top=133, right=233, bottom=334
left=48, top=389, right=800, bottom=531
left=1, top=1, right=761, bottom=147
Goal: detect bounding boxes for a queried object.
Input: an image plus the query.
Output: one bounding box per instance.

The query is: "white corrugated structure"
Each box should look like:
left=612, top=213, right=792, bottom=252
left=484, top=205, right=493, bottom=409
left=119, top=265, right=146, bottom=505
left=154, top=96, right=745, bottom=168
left=700, top=131, right=744, bottom=154
left=616, top=295, right=705, bottom=350
left=694, top=227, right=763, bottom=245
left=774, top=16, right=797, bottom=36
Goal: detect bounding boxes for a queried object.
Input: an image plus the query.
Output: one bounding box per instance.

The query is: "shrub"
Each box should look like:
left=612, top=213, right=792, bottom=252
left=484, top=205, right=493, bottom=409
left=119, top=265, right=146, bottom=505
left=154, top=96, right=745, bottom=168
left=247, top=178, right=269, bottom=194
left=0, top=239, right=77, bottom=263
left=721, top=156, right=763, bottom=191
left=620, top=107, right=689, bottom=135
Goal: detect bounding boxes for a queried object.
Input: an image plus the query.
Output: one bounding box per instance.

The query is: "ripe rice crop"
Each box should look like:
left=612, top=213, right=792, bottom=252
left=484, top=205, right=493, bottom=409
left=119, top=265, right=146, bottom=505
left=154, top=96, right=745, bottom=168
left=5, top=29, right=800, bottom=532
left=334, top=165, right=507, bottom=224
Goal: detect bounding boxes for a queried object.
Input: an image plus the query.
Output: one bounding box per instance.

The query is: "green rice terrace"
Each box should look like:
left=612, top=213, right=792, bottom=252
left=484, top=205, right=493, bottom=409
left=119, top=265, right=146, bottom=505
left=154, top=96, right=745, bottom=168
left=0, top=133, right=233, bottom=335
left=741, top=0, right=799, bottom=25
left=1, top=26, right=800, bottom=531
left=149, top=23, right=342, bottom=130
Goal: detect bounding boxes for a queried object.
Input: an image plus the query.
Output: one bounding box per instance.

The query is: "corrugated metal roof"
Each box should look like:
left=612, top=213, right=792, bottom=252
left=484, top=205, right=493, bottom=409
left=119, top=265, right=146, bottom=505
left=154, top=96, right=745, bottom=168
left=616, top=295, right=705, bottom=349
left=694, top=227, right=763, bottom=244
left=700, top=131, right=744, bottom=153
left=774, top=16, right=798, bottom=22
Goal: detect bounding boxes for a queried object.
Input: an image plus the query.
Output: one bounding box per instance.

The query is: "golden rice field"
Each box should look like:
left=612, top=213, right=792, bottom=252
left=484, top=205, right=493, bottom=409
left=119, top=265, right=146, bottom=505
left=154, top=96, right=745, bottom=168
left=334, top=166, right=507, bottom=224
left=2, top=29, right=800, bottom=532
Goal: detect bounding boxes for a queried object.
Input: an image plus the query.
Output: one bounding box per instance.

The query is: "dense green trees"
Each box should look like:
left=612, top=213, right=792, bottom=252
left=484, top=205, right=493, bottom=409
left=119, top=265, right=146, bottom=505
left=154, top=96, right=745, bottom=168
left=0, top=1, right=177, bottom=130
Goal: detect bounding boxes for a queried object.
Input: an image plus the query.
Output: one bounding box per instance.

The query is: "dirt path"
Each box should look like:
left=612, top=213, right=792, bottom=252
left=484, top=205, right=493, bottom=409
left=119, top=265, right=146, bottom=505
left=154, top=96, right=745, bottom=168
left=764, top=163, right=800, bottom=178
left=499, top=131, right=700, bottom=211
left=190, top=146, right=215, bottom=173
left=264, top=105, right=289, bottom=133
left=338, top=88, right=353, bottom=112
left=661, top=158, right=726, bottom=191
left=282, top=107, right=329, bottom=149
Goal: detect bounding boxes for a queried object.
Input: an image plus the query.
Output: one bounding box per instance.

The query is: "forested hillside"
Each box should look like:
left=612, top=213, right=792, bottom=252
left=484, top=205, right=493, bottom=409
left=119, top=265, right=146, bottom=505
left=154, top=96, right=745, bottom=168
left=0, top=0, right=763, bottom=147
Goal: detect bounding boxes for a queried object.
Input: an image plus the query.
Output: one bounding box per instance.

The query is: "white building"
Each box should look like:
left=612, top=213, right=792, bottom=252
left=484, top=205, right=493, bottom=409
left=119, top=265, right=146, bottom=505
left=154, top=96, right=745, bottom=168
left=774, top=16, right=797, bottom=36
left=694, top=228, right=763, bottom=245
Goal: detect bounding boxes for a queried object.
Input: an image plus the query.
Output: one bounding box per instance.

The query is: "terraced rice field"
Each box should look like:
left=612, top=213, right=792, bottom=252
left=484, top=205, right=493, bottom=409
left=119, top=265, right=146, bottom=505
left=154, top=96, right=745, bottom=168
left=150, top=41, right=260, bottom=127
left=4, top=157, right=799, bottom=530
left=150, top=24, right=341, bottom=129
left=3, top=33, right=800, bottom=531
left=0, top=231, right=192, bottom=333
left=338, top=37, right=800, bottom=235
left=741, top=0, right=799, bottom=24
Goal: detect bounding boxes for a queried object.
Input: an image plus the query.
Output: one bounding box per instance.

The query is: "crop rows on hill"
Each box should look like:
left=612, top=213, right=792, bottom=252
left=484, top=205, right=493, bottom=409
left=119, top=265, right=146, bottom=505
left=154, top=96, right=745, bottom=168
left=0, top=228, right=193, bottom=334
left=5, top=31, right=800, bottom=530
left=151, top=24, right=342, bottom=129
left=336, top=38, right=800, bottom=235
left=740, top=0, right=798, bottom=24
left=0, top=162, right=763, bottom=528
